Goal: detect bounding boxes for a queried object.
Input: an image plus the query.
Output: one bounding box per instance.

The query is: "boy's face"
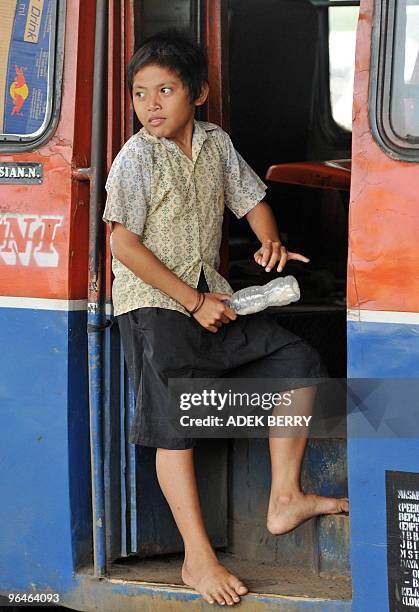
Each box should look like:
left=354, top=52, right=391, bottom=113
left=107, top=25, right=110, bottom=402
left=132, top=64, right=208, bottom=140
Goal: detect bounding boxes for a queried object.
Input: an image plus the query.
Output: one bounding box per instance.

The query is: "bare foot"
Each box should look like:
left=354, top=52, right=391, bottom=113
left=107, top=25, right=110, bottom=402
left=267, top=491, right=349, bottom=535
left=182, top=553, right=248, bottom=606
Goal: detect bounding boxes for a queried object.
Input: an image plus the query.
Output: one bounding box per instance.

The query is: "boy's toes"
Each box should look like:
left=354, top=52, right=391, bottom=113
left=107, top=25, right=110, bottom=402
left=221, top=589, right=236, bottom=605
left=225, top=587, right=240, bottom=604
left=215, top=593, right=226, bottom=605
left=340, top=498, right=349, bottom=512
left=233, top=580, right=248, bottom=596
left=204, top=594, right=215, bottom=605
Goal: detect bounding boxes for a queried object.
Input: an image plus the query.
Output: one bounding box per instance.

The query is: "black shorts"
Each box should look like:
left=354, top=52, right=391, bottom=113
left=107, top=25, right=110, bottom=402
left=117, top=272, right=326, bottom=450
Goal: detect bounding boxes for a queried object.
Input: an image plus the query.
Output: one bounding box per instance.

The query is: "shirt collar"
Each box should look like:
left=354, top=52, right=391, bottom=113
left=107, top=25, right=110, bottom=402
left=138, top=120, right=217, bottom=157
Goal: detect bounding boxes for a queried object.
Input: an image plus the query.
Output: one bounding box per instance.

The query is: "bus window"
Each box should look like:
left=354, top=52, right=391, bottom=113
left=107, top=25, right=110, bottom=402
left=371, top=0, right=419, bottom=159
left=328, top=3, right=360, bottom=131
left=391, top=0, right=419, bottom=141
left=306, top=0, right=359, bottom=153
left=0, top=0, right=59, bottom=146
left=135, top=0, right=199, bottom=42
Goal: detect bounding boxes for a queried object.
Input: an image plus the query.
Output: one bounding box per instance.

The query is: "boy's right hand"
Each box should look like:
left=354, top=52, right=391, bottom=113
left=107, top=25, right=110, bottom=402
left=193, top=292, right=237, bottom=333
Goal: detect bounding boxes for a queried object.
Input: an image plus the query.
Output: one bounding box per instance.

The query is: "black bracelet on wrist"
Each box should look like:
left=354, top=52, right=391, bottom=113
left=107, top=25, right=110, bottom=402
left=186, top=291, right=202, bottom=315
left=193, top=293, right=205, bottom=315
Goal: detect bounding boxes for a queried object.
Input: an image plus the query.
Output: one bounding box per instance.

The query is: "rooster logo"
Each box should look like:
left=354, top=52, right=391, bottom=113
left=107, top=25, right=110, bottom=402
left=9, top=65, right=29, bottom=116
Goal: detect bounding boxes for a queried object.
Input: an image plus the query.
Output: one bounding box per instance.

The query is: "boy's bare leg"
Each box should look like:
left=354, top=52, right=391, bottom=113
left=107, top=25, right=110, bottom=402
left=267, top=385, right=349, bottom=535
left=156, top=448, right=248, bottom=606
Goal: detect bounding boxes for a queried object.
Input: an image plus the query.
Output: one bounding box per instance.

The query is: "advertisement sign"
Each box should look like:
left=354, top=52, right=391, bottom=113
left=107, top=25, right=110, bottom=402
left=0, top=0, right=54, bottom=137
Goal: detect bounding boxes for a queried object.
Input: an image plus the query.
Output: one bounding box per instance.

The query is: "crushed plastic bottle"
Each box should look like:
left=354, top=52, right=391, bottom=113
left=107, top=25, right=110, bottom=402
left=224, top=276, right=300, bottom=315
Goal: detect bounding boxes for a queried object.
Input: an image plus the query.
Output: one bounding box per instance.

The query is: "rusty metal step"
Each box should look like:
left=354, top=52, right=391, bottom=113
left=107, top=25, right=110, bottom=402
left=66, top=554, right=352, bottom=611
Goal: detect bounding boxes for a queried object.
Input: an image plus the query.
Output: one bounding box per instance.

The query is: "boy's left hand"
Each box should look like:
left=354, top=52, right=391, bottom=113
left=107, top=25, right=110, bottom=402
left=254, top=240, right=310, bottom=273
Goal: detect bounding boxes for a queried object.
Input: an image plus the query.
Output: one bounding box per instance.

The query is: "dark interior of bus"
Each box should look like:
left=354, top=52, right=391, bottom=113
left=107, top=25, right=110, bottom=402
left=228, top=0, right=349, bottom=378
left=103, top=0, right=354, bottom=600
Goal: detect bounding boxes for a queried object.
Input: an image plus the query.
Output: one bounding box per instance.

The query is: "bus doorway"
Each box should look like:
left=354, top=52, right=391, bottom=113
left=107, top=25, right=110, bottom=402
left=101, top=0, right=353, bottom=605
left=226, top=0, right=354, bottom=593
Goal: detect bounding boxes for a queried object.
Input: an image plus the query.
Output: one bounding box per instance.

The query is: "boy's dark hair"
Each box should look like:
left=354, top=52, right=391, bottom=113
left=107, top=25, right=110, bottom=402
left=126, top=30, right=208, bottom=102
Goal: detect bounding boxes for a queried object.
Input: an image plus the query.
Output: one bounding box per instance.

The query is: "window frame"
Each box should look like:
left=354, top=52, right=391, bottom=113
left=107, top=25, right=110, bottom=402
left=310, top=0, right=360, bottom=150
left=369, top=0, right=419, bottom=162
left=327, top=1, right=360, bottom=132
left=0, top=0, right=65, bottom=154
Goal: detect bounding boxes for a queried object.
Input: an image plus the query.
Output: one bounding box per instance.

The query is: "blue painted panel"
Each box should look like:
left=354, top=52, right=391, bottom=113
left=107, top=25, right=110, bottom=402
left=347, top=320, right=419, bottom=612
left=348, top=320, right=419, bottom=377
left=348, top=437, right=419, bottom=612
left=0, top=308, right=89, bottom=592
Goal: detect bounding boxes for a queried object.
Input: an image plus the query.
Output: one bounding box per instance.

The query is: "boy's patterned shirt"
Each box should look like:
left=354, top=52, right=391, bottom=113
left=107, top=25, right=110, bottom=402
left=103, top=120, right=267, bottom=316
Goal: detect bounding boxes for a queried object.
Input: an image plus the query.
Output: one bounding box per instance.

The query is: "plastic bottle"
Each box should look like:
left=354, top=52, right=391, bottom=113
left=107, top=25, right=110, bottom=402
left=224, top=276, right=300, bottom=315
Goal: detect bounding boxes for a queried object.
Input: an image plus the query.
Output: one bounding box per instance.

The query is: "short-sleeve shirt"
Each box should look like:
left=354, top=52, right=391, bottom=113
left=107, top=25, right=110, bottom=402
left=103, top=120, right=267, bottom=316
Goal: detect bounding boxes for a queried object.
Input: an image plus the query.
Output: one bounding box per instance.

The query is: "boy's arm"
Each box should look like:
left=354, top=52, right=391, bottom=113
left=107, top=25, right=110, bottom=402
left=215, top=128, right=309, bottom=274
left=245, top=201, right=310, bottom=273
left=111, top=223, right=200, bottom=311
left=111, top=223, right=237, bottom=331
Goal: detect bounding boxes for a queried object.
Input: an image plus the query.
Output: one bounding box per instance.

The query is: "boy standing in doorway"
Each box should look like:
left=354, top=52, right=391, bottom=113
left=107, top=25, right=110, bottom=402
left=103, top=30, right=348, bottom=607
